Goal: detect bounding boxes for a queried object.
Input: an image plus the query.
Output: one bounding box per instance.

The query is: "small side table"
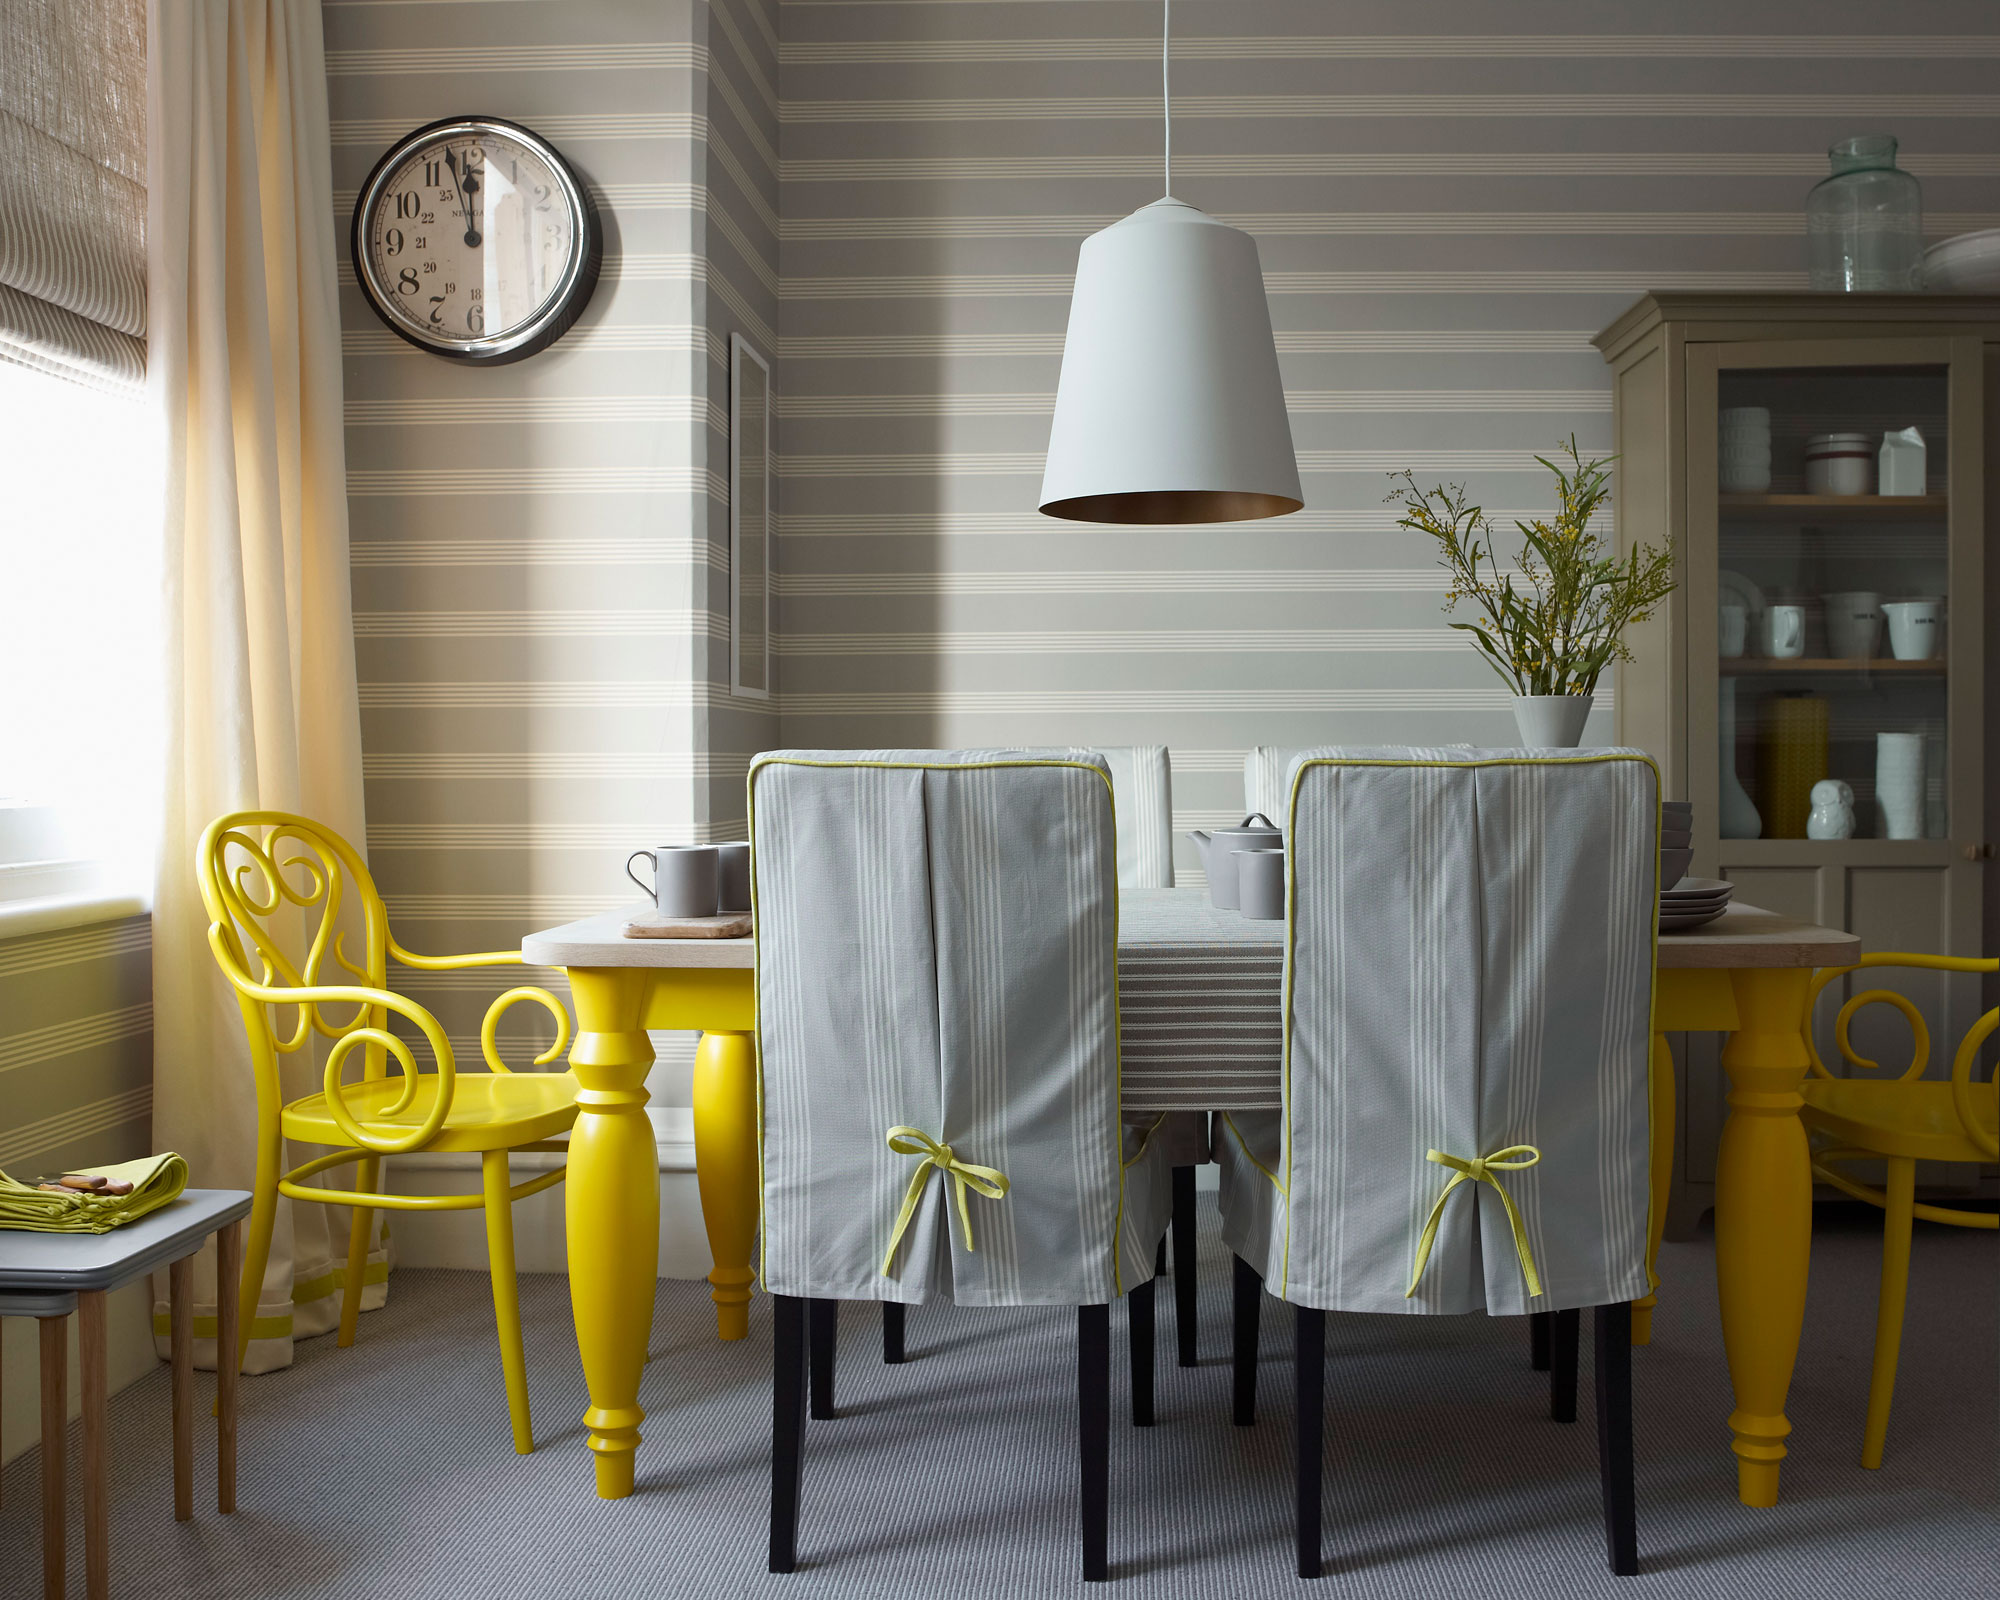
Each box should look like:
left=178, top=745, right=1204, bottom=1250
left=0, top=1189, right=252, bottom=1600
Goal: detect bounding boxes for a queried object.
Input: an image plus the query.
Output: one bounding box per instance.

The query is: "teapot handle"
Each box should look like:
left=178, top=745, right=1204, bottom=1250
left=1239, top=812, right=1279, bottom=830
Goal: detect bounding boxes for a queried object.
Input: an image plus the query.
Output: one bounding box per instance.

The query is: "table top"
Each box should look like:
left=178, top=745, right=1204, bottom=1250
left=522, top=889, right=1858, bottom=973
left=0, top=1189, right=252, bottom=1313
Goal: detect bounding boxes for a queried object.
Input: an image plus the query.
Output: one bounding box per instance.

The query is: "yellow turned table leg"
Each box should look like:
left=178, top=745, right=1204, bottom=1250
left=1715, top=966, right=1814, bottom=1508
left=564, top=967, right=662, bottom=1499
left=1630, top=1031, right=1675, bottom=1347
left=692, top=1029, right=759, bottom=1340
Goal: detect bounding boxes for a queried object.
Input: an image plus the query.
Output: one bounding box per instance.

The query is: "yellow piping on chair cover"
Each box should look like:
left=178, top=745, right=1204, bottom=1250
left=197, top=811, right=578, bottom=1454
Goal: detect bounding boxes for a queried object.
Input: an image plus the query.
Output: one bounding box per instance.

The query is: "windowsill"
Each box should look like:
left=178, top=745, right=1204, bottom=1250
left=0, top=884, right=148, bottom=940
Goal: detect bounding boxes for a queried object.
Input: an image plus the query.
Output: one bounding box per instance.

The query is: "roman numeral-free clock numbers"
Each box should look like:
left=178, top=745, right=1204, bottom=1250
left=352, top=117, right=599, bottom=363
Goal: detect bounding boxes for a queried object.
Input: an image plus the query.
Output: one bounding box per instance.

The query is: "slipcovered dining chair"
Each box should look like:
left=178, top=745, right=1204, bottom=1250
left=1242, top=746, right=1309, bottom=822
left=749, top=750, right=1175, bottom=1580
left=1798, top=953, right=1998, bottom=1469
left=198, top=813, right=577, bottom=1454
left=1217, top=748, right=1659, bottom=1578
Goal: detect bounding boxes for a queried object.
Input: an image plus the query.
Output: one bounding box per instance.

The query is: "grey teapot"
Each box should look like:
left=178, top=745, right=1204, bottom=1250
left=1188, top=812, right=1282, bottom=910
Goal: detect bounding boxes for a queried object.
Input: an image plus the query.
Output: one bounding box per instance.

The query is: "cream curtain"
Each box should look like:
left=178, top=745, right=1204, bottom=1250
left=148, top=0, right=376, bottom=1372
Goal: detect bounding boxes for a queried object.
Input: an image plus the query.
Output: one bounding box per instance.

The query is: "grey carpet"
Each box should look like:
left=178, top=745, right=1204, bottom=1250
left=1, top=1205, right=1992, bottom=1599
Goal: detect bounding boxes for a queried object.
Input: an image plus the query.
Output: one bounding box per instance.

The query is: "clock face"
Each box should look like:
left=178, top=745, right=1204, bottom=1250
left=352, top=118, right=600, bottom=362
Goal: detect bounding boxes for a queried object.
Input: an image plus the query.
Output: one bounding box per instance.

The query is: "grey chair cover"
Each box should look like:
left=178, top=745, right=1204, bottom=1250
left=1217, top=747, right=1660, bottom=1316
left=751, top=749, right=1174, bottom=1306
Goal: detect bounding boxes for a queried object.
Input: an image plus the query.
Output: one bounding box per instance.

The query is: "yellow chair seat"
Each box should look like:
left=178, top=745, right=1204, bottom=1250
left=282, top=1071, right=580, bottom=1155
left=1801, top=1078, right=1998, bottom=1164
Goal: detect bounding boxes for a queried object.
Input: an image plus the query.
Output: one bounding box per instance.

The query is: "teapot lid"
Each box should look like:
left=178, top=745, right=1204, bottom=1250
left=1215, top=811, right=1282, bottom=834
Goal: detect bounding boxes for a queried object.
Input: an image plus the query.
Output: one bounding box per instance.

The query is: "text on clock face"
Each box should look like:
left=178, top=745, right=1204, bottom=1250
left=367, top=131, right=574, bottom=342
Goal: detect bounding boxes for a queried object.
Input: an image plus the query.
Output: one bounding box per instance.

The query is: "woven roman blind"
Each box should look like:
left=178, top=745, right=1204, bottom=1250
left=0, top=0, right=146, bottom=392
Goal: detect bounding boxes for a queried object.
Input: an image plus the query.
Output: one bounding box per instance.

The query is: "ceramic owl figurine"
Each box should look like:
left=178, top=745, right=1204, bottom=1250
left=1806, top=779, right=1856, bottom=840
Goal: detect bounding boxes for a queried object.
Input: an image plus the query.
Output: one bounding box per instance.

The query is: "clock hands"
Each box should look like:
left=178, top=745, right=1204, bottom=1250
left=444, top=145, right=480, bottom=249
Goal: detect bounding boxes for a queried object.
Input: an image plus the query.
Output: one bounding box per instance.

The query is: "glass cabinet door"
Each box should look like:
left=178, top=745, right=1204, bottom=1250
left=1695, top=348, right=1966, bottom=848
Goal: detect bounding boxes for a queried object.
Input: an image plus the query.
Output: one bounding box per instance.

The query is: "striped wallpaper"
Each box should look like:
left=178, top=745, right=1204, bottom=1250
left=0, top=916, right=152, bottom=1175
left=773, top=0, right=2000, bottom=875
left=324, top=0, right=2000, bottom=964
left=325, top=0, right=777, bottom=1100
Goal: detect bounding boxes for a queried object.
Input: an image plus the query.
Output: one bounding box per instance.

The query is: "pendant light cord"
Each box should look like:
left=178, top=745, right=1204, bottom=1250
left=1162, top=0, right=1172, bottom=197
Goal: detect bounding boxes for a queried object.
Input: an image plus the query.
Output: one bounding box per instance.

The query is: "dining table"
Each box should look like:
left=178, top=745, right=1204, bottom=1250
left=523, top=886, right=1859, bottom=1508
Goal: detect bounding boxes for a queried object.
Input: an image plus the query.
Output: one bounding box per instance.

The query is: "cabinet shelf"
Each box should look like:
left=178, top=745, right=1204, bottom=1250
left=1719, top=657, right=1945, bottom=675
left=1718, top=493, right=1947, bottom=521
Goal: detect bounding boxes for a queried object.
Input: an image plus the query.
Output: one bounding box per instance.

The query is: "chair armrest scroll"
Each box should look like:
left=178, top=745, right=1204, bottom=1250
left=480, top=986, right=573, bottom=1073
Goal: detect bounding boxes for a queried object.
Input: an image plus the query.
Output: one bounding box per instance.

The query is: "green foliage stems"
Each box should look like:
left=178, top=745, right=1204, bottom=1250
left=1387, top=437, right=1677, bottom=698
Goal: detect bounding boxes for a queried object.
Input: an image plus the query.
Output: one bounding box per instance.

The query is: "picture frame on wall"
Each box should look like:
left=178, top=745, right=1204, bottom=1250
left=730, top=332, right=772, bottom=700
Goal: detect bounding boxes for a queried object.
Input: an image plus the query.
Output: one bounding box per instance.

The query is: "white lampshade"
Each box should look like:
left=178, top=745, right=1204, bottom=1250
left=1039, top=197, right=1302, bottom=524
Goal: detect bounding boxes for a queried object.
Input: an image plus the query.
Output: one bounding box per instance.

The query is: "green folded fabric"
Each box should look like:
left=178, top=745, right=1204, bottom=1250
left=0, top=1153, right=190, bottom=1234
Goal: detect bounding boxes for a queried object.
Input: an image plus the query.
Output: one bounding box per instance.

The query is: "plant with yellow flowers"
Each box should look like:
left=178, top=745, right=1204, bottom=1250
left=1387, top=437, right=1676, bottom=698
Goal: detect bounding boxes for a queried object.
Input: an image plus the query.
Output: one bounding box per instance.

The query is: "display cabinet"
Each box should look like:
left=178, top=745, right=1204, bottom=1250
left=1594, top=294, right=2000, bottom=1228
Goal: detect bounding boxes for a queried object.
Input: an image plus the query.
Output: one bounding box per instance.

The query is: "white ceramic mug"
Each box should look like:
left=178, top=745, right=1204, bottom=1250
left=1235, top=846, right=1286, bottom=921
left=1718, top=603, right=1748, bottom=658
left=1883, top=598, right=1943, bottom=661
left=1762, top=604, right=1806, bottom=660
left=626, top=844, right=719, bottom=918
left=1824, top=592, right=1884, bottom=660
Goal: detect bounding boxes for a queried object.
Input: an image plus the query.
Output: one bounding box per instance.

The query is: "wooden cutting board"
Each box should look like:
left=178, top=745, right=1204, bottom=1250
left=622, top=912, right=752, bottom=940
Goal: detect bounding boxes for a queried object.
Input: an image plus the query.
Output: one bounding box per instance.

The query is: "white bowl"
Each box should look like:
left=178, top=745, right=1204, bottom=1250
left=1924, top=229, right=2000, bottom=292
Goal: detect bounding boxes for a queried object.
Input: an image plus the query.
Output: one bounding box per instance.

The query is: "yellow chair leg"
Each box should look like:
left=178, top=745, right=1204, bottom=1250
left=234, top=1158, right=281, bottom=1380
left=692, top=1028, right=759, bottom=1341
left=1861, top=1156, right=1916, bottom=1471
left=1631, top=1030, right=1675, bottom=1347
left=482, top=1149, right=535, bottom=1455
left=337, top=1154, right=379, bottom=1349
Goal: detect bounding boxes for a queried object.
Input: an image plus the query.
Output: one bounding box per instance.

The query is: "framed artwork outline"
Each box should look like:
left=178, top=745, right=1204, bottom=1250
left=730, top=332, right=772, bottom=700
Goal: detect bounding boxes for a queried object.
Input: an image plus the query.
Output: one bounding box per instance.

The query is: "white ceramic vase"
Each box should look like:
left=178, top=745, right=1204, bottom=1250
left=1719, top=680, right=1763, bottom=840
left=1511, top=694, right=1593, bottom=748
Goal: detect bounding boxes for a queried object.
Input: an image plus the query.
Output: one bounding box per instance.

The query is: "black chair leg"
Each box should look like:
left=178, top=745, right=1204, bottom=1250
left=1530, top=1308, right=1552, bottom=1371
left=1550, top=1306, right=1580, bottom=1424
left=1294, top=1305, right=1326, bottom=1579
left=1172, top=1164, right=1199, bottom=1367
left=1078, top=1304, right=1110, bottom=1581
left=808, top=1298, right=838, bottom=1420
left=1232, top=1254, right=1262, bottom=1426
left=881, top=1300, right=906, bottom=1364
left=1595, top=1302, right=1639, bottom=1575
left=769, top=1294, right=808, bottom=1573
left=1156, top=1234, right=1167, bottom=1275
left=1129, top=1277, right=1156, bottom=1427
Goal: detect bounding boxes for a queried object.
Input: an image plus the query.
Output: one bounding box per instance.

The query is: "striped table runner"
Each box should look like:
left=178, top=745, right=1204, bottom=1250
left=1118, top=888, right=1284, bottom=1113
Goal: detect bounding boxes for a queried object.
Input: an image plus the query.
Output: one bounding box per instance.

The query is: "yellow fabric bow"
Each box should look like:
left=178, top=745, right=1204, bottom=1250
left=1404, top=1144, right=1544, bottom=1301
left=879, top=1126, right=1010, bottom=1277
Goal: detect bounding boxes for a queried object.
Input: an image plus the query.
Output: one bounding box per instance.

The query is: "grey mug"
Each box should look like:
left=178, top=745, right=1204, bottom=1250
left=714, top=842, right=751, bottom=914
left=1236, top=846, right=1286, bottom=921
left=626, top=845, right=718, bottom=918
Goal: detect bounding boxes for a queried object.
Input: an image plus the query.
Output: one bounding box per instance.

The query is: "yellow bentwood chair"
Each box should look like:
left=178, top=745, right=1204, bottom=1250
left=1800, top=953, right=1999, bottom=1469
left=198, top=812, right=578, bottom=1453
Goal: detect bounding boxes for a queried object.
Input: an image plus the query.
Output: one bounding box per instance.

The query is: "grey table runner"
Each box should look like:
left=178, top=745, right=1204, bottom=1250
left=1118, top=887, right=1283, bottom=1114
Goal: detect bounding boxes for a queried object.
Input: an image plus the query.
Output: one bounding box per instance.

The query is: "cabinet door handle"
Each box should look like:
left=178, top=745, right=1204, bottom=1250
left=1962, top=843, right=1994, bottom=861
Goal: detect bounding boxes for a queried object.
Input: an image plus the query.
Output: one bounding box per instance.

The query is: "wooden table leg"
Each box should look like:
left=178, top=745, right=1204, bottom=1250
left=1631, top=1031, right=1676, bottom=1346
left=693, top=1029, right=758, bottom=1341
left=1715, top=966, right=1814, bottom=1507
left=170, top=1256, right=193, bottom=1521
left=564, top=967, right=661, bottom=1500
left=80, top=1290, right=108, bottom=1600
left=216, top=1221, right=241, bottom=1514
left=39, top=1314, right=65, bottom=1600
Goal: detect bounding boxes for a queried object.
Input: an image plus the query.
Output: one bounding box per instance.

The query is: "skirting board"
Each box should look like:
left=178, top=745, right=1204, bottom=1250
left=385, top=1123, right=712, bottom=1279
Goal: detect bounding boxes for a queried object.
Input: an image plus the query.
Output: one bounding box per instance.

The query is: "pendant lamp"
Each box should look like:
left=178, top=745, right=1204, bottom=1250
left=1039, top=0, right=1302, bottom=524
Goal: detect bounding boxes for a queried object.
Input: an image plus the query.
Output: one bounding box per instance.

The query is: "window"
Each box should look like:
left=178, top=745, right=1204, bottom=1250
left=0, top=358, right=160, bottom=900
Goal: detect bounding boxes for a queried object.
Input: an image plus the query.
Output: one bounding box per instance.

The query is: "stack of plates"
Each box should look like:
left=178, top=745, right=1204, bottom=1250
left=1661, top=876, right=1733, bottom=934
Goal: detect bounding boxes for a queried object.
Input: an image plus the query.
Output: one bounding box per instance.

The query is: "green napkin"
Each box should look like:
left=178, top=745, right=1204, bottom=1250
left=0, top=1153, right=190, bottom=1234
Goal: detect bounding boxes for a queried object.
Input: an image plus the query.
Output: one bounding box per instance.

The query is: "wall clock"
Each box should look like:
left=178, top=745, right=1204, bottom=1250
left=350, top=115, right=602, bottom=363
